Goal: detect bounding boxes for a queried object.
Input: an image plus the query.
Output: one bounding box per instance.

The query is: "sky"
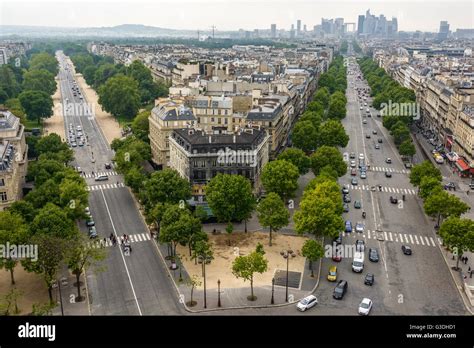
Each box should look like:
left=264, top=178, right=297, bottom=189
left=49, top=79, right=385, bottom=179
left=0, top=0, right=473, bottom=32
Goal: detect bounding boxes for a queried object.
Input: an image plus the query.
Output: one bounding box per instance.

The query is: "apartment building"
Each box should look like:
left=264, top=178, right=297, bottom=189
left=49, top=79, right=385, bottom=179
left=168, top=127, right=270, bottom=202
left=149, top=99, right=195, bottom=168
left=0, top=110, right=28, bottom=211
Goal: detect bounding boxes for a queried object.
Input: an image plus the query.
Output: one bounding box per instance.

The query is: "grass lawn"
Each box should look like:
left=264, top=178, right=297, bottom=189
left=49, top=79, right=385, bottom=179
left=23, top=119, right=43, bottom=131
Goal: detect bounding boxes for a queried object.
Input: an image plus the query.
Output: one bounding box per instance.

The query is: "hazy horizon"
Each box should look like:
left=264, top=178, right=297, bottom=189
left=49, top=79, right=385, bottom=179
left=0, top=0, right=473, bottom=32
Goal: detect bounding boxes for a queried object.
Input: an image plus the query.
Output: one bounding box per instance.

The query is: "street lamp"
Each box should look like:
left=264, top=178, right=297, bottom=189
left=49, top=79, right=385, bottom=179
left=217, top=279, right=221, bottom=308
left=280, top=249, right=295, bottom=303
left=271, top=278, right=275, bottom=305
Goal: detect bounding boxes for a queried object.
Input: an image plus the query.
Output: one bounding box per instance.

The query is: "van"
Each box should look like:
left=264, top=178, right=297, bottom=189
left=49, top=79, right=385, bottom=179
left=352, top=251, right=365, bottom=272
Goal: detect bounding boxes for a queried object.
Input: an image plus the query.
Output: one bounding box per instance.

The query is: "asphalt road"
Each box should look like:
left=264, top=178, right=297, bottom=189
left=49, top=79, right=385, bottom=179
left=56, top=51, right=185, bottom=315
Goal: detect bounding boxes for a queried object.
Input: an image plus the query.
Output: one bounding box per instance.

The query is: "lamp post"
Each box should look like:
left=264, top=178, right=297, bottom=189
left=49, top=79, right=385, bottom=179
left=280, top=249, right=295, bottom=302
left=217, top=279, right=221, bottom=308
left=57, top=279, right=64, bottom=316
left=271, top=278, right=275, bottom=305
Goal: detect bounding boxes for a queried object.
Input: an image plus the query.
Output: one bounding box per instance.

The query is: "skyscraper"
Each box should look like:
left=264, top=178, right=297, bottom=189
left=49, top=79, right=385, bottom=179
left=271, top=24, right=277, bottom=38
left=357, top=15, right=365, bottom=35
left=297, top=20, right=301, bottom=35
left=438, top=21, right=450, bottom=40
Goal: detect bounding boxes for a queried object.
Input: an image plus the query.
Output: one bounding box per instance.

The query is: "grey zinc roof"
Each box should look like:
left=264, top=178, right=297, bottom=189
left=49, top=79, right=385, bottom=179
left=0, top=110, right=19, bottom=131
left=152, top=104, right=195, bottom=121
left=173, top=128, right=264, bottom=146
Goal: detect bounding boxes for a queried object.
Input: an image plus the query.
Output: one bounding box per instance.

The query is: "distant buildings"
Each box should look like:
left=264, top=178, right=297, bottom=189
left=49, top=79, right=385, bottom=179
left=438, top=21, right=450, bottom=40
left=357, top=9, right=398, bottom=38
left=0, top=110, right=28, bottom=211
left=271, top=24, right=277, bottom=38
left=0, top=48, right=8, bottom=65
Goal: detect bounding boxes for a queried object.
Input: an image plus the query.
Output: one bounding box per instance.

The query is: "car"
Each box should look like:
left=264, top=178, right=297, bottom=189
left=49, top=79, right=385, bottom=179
left=84, top=206, right=91, bottom=215
left=88, top=226, right=98, bottom=239
left=355, top=222, right=364, bottom=233
left=366, top=108, right=370, bottom=112
left=333, top=233, right=343, bottom=246
left=385, top=171, right=392, bottom=178
left=95, top=174, right=109, bottom=181
left=71, top=142, right=77, bottom=147
left=359, top=153, right=364, bottom=160
left=350, top=160, right=356, bottom=168
left=378, top=138, right=383, bottom=143
left=404, top=162, right=412, bottom=169
left=342, top=185, right=349, bottom=195
left=91, top=158, right=96, bottom=163
left=372, top=130, right=377, bottom=134
left=332, top=247, right=342, bottom=262
left=355, top=239, right=365, bottom=252
left=390, top=196, right=398, bottom=204
left=351, top=167, right=358, bottom=176
left=364, top=273, right=374, bottom=286
left=333, top=280, right=348, bottom=300
left=86, top=218, right=95, bottom=227
left=296, top=295, right=318, bottom=312
left=358, top=298, right=373, bottom=315
left=343, top=203, right=349, bottom=213
left=105, top=163, right=112, bottom=169
left=349, top=152, right=356, bottom=159
left=360, top=171, right=367, bottom=179
left=367, top=113, right=371, bottom=117
left=327, top=266, right=337, bottom=282
left=365, top=134, right=371, bottom=139
left=78, top=142, right=84, bottom=147
left=354, top=200, right=361, bottom=209
left=375, top=144, right=380, bottom=149
left=368, top=248, right=379, bottom=262
left=351, top=178, right=358, bottom=186
left=345, top=220, right=353, bottom=233
left=360, top=106, right=363, bottom=110
left=362, top=119, right=367, bottom=124
left=76, top=126, right=82, bottom=131
left=343, top=194, right=351, bottom=203
left=402, top=245, right=412, bottom=255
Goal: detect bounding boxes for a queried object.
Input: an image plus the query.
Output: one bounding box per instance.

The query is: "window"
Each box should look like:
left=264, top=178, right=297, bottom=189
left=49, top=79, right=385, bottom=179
left=0, top=179, right=4, bottom=187
left=0, top=192, right=7, bottom=202
left=211, top=117, right=215, bottom=123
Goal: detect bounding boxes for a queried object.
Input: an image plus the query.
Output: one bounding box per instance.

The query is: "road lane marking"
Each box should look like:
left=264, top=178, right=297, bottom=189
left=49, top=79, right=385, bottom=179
left=430, top=237, right=436, bottom=247
left=414, top=235, right=419, bottom=244
left=388, top=232, right=393, bottom=241
left=409, top=234, right=414, bottom=244
left=100, top=189, right=143, bottom=316
left=424, top=236, right=430, bottom=245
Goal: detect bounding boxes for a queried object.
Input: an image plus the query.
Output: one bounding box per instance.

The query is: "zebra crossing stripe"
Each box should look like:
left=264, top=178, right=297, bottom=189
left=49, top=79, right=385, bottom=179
left=367, top=231, right=371, bottom=239
left=429, top=237, right=436, bottom=247
left=146, top=233, right=151, bottom=240
left=437, top=238, right=442, bottom=245
left=414, top=235, right=419, bottom=245
left=394, top=233, right=398, bottom=242
left=404, top=234, right=410, bottom=244
left=420, top=236, right=425, bottom=245
left=136, top=234, right=143, bottom=242
left=409, top=234, right=414, bottom=244
left=424, top=236, right=430, bottom=245
left=388, top=232, right=393, bottom=241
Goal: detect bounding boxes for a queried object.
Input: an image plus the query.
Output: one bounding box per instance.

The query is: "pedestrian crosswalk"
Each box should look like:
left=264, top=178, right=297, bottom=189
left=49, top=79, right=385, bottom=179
left=87, top=233, right=152, bottom=249
left=342, top=229, right=442, bottom=247
left=82, top=171, right=118, bottom=178
left=349, top=185, right=417, bottom=195
left=87, top=183, right=125, bottom=191
left=370, top=166, right=410, bottom=174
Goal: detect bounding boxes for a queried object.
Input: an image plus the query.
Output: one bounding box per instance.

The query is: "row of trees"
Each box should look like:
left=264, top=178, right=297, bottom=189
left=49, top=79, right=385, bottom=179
left=0, top=134, right=105, bottom=311
left=292, top=57, right=349, bottom=153
left=0, top=51, right=59, bottom=126
left=70, top=50, right=168, bottom=120
left=409, top=161, right=473, bottom=269
left=358, top=57, right=417, bottom=159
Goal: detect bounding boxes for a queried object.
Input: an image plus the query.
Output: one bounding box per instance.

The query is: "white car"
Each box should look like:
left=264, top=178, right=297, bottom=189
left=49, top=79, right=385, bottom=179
left=350, top=160, right=356, bottom=168
left=358, top=298, right=373, bottom=315
left=296, top=295, right=318, bottom=312
left=359, top=153, right=364, bottom=160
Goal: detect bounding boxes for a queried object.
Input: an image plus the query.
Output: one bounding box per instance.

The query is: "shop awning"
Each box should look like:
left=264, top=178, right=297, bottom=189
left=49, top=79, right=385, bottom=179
left=455, top=159, right=470, bottom=172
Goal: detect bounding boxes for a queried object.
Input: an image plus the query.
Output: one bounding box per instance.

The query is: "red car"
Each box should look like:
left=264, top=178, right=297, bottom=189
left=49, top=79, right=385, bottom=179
left=332, top=246, right=342, bottom=262
left=351, top=168, right=357, bottom=176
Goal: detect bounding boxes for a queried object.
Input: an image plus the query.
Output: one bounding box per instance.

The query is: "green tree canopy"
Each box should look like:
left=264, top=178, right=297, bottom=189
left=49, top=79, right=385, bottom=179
left=261, top=160, right=300, bottom=200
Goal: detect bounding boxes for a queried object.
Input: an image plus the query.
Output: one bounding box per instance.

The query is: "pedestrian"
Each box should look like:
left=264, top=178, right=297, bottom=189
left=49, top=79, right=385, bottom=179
left=467, top=190, right=470, bottom=196
left=465, top=256, right=469, bottom=265
left=109, top=233, right=114, bottom=241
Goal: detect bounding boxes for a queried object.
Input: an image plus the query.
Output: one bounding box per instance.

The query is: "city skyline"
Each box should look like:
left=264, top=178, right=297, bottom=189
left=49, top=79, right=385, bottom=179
left=1, top=0, right=472, bottom=32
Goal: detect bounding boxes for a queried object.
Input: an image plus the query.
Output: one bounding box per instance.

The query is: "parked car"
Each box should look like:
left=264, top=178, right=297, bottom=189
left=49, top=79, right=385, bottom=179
left=333, top=233, right=343, bottom=246
left=88, top=226, right=98, bottom=239
left=343, top=203, right=350, bottom=213
left=333, top=280, right=348, bottom=300
left=364, top=273, right=374, bottom=286
left=343, top=194, right=351, bottom=203
left=402, top=245, right=412, bottom=255
left=368, top=248, right=379, bottom=262
left=358, top=298, right=373, bottom=315
left=390, top=196, right=398, bottom=204
left=327, top=266, right=338, bottom=282
left=86, top=217, right=95, bottom=227
left=342, top=186, right=350, bottom=194
left=296, top=295, right=318, bottom=312
left=345, top=220, right=353, bottom=233
left=332, top=247, right=342, bottom=262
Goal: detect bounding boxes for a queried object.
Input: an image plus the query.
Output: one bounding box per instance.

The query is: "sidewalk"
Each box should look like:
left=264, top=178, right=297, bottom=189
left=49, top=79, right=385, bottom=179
left=51, top=265, right=90, bottom=316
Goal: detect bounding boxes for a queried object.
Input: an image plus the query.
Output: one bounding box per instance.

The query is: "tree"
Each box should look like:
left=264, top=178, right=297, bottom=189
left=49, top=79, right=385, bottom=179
left=399, top=140, right=416, bottom=158
left=8, top=200, right=36, bottom=223
left=391, top=124, right=410, bottom=146
left=18, top=90, right=53, bottom=125
left=191, top=240, right=213, bottom=308
left=291, top=120, right=319, bottom=153
left=185, top=275, right=202, bottom=307
left=256, top=192, right=290, bottom=246
left=29, top=52, right=58, bottom=75
left=424, top=191, right=469, bottom=227
left=59, top=178, right=89, bottom=220
left=127, top=60, right=160, bottom=104
left=131, top=110, right=150, bottom=142
left=301, top=239, right=325, bottom=277
left=277, top=148, right=310, bottom=175
left=306, top=101, right=324, bottom=115
left=36, top=133, right=72, bottom=160
left=98, top=75, right=141, bottom=120
left=409, top=160, right=443, bottom=189
left=294, top=195, right=344, bottom=238
left=419, top=177, right=442, bottom=200
left=261, top=160, right=300, bottom=200
left=0, top=66, right=21, bottom=99
left=30, top=203, right=78, bottom=239
left=146, top=202, right=170, bottom=236
left=22, top=69, right=56, bottom=95
left=318, top=119, right=349, bottom=148
left=313, top=87, right=330, bottom=109
left=327, top=98, right=346, bottom=120
left=310, top=146, right=347, bottom=177
left=0, top=288, right=23, bottom=315
left=66, top=234, right=106, bottom=302
left=22, top=234, right=68, bottom=303
left=124, top=166, right=147, bottom=193
left=142, top=168, right=190, bottom=208
left=0, top=211, right=28, bottom=285
left=114, top=137, right=151, bottom=174
left=206, top=174, right=256, bottom=230
left=439, top=217, right=474, bottom=270
left=232, top=248, right=268, bottom=301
